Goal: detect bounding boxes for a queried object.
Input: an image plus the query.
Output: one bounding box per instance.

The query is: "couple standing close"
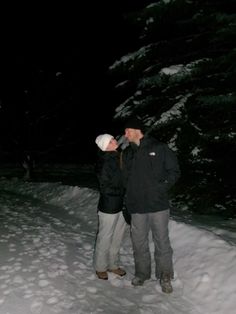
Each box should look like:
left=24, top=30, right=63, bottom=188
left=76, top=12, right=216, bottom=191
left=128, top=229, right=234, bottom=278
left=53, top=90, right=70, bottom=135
left=93, top=116, right=180, bottom=294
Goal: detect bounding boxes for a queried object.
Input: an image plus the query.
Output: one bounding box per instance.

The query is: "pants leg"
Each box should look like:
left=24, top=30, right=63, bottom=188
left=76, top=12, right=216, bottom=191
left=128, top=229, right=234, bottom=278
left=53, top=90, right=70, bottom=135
left=109, top=211, right=127, bottom=269
left=150, top=210, right=174, bottom=279
left=94, top=211, right=125, bottom=272
left=131, top=213, right=151, bottom=280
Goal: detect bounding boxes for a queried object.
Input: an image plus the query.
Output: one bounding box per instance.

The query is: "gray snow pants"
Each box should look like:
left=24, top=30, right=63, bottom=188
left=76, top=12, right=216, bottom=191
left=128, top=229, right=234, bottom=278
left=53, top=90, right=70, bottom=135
left=131, top=210, right=173, bottom=280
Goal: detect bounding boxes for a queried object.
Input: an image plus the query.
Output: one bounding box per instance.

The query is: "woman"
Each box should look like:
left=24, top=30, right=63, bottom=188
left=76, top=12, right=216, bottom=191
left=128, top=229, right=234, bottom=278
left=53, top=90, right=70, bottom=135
left=94, top=134, right=127, bottom=280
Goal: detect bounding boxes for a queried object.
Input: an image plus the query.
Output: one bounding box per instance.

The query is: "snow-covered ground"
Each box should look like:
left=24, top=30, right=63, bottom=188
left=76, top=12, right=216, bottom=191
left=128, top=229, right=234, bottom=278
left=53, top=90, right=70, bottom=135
left=0, top=176, right=236, bottom=314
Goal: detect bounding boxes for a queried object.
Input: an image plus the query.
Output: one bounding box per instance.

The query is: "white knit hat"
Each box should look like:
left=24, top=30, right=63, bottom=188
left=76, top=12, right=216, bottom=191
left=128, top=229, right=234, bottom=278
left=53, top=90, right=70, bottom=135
left=95, top=134, right=113, bottom=151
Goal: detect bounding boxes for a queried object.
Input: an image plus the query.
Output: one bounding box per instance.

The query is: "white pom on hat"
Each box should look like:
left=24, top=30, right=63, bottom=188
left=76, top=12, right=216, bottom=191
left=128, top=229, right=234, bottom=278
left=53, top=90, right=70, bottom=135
left=95, top=134, right=114, bottom=151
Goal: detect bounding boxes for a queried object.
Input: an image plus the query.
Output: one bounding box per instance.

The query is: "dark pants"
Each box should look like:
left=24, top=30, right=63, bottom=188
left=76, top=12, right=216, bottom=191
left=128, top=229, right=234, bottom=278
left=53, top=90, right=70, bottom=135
left=131, top=210, right=173, bottom=280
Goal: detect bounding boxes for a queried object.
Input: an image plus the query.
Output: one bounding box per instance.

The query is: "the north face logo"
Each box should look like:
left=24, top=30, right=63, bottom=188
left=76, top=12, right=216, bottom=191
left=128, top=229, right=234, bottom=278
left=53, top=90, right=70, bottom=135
left=149, top=152, right=156, bottom=156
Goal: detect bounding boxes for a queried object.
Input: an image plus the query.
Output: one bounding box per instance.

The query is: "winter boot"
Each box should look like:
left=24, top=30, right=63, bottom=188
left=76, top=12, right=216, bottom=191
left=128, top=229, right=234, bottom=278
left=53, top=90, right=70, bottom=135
left=108, top=268, right=126, bottom=277
left=96, top=271, right=108, bottom=280
left=131, top=277, right=144, bottom=286
left=160, top=273, right=173, bottom=293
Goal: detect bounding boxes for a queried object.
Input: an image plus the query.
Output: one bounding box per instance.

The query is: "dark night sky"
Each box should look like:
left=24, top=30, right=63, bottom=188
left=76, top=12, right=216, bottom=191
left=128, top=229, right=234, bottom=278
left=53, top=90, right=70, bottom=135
left=0, top=1, right=152, bottom=162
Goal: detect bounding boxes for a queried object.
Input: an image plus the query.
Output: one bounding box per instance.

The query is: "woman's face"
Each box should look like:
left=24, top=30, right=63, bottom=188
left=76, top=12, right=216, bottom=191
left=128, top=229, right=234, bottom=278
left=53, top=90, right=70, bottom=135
left=106, top=138, right=118, bottom=151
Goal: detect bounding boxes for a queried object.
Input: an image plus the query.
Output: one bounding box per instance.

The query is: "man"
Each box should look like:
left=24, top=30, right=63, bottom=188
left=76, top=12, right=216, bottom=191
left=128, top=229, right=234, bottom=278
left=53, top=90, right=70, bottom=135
left=122, top=116, right=180, bottom=293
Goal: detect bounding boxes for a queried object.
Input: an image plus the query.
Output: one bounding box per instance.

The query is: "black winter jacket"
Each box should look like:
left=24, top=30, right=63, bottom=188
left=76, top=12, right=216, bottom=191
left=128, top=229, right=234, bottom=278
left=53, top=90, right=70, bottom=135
left=122, top=136, right=180, bottom=213
left=96, top=150, right=124, bottom=214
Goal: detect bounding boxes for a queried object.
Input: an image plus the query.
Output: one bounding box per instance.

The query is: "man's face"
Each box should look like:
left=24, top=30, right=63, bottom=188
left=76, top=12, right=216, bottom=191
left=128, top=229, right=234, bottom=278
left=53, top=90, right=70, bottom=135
left=124, top=128, right=137, bottom=143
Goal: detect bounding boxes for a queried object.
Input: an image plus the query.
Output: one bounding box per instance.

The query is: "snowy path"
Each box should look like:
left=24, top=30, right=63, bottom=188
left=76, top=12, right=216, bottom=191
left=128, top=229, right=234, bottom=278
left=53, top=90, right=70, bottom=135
left=0, top=178, right=235, bottom=314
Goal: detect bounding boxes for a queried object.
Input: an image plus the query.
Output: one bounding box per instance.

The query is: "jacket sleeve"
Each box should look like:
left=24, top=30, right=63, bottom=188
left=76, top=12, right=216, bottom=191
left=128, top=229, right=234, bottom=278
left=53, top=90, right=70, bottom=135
left=121, top=146, right=134, bottom=189
left=163, top=144, right=181, bottom=189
